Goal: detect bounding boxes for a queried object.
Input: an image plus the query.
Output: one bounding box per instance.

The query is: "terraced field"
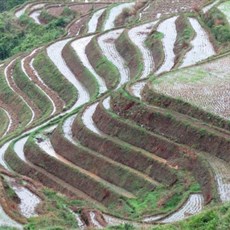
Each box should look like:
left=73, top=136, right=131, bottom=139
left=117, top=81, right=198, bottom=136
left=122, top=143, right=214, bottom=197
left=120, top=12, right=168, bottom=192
left=0, top=0, right=229, bottom=229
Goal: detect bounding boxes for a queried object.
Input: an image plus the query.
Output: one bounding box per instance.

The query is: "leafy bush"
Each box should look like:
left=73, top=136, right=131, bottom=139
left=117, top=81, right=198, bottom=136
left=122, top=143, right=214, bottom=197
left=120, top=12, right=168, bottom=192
left=203, top=7, right=230, bottom=43
left=0, top=0, right=27, bottom=13
left=0, top=12, right=64, bottom=60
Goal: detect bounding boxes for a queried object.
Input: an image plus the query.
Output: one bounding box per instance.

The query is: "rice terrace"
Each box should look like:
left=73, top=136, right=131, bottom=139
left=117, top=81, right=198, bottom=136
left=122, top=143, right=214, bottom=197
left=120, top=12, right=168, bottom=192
left=0, top=0, right=229, bottom=229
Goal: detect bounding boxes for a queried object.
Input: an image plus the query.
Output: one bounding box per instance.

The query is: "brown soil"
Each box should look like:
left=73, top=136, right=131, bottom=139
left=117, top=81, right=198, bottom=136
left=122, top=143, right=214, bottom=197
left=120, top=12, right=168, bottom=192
left=81, top=209, right=107, bottom=228
left=68, top=15, right=89, bottom=36
left=146, top=29, right=165, bottom=72
left=173, top=15, right=195, bottom=68
left=96, top=8, right=107, bottom=31
left=114, top=1, right=147, bottom=28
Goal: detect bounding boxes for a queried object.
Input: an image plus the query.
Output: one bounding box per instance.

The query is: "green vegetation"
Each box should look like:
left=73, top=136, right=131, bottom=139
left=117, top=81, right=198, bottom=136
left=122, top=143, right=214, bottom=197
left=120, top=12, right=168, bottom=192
left=119, top=181, right=200, bottom=219
left=0, top=0, right=27, bottom=13
left=24, top=188, right=88, bottom=230
left=105, top=203, right=230, bottom=230
left=0, top=10, right=70, bottom=60
left=106, top=224, right=135, bottom=230
left=203, top=7, right=230, bottom=43
left=40, top=6, right=76, bottom=26
left=152, top=203, right=230, bottom=230
left=33, top=51, right=78, bottom=109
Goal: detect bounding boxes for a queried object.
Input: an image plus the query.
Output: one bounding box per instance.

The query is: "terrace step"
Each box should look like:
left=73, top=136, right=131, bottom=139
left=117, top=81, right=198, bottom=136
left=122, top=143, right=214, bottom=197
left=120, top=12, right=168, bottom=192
left=115, top=29, right=143, bottom=79
left=179, top=17, right=215, bottom=68
left=61, top=38, right=99, bottom=99
left=4, top=59, right=35, bottom=128
left=0, top=107, right=11, bottom=137
left=47, top=38, right=90, bottom=109
left=93, top=97, right=217, bottom=203
left=87, top=8, right=106, bottom=33
left=33, top=51, right=78, bottom=110
left=22, top=48, right=65, bottom=115
left=129, top=81, right=230, bottom=138
left=85, top=33, right=120, bottom=89
left=72, top=103, right=178, bottom=186
left=97, top=29, right=129, bottom=89
left=102, top=2, right=135, bottom=31
left=127, top=20, right=159, bottom=79
left=14, top=60, right=53, bottom=123
left=95, top=97, right=185, bottom=160
left=71, top=36, right=107, bottom=94
left=25, top=134, right=136, bottom=205
left=200, top=152, right=230, bottom=202
left=4, top=139, right=105, bottom=210
left=51, top=116, right=158, bottom=194
left=142, top=81, right=230, bottom=131
left=155, top=16, right=178, bottom=75
left=111, top=89, right=230, bottom=162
